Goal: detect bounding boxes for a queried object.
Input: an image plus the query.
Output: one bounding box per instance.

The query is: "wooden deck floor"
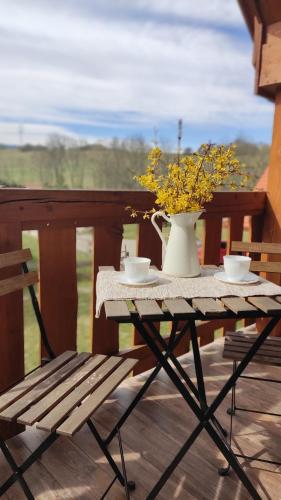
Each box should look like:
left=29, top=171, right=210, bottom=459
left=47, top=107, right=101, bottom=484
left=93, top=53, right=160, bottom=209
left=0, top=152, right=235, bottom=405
left=1, top=338, right=281, bottom=499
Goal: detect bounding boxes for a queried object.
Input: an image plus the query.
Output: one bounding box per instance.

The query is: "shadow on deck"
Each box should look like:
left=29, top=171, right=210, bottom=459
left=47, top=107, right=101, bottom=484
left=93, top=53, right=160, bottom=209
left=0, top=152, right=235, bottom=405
left=1, top=338, right=281, bottom=499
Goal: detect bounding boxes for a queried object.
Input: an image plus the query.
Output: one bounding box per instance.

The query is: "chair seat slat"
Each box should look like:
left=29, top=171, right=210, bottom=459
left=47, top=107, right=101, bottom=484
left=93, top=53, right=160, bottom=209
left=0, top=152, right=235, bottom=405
left=0, top=353, right=90, bottom=421
left=18, top=354, right=107, bottom=426
left=0, top=351, right=77, bottom=413
left=56, top=358, right=138, bottom=437
left=37, top=356, right=123, bottom=432
left=224, top=340, right=281, bottom=357
left=226, top=331, right=281, bottom=347
left=223, top=350, right=281, bottom=367
left=223, top=332, right=281, bottom=366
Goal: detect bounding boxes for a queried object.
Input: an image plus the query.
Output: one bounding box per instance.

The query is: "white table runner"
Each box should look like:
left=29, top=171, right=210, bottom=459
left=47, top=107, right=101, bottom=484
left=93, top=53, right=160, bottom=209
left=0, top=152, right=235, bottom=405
left=95, top=267, right=281, bottom=317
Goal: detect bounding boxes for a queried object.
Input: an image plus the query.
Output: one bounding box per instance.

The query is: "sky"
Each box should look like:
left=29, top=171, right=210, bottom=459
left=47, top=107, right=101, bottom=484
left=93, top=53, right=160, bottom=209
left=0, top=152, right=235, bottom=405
left=0, top=0, right=274, bottom=149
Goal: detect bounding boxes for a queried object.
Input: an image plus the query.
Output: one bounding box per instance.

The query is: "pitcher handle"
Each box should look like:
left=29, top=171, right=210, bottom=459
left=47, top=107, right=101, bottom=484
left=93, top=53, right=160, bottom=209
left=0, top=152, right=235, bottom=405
left=151, top=211, right=170, bottom=250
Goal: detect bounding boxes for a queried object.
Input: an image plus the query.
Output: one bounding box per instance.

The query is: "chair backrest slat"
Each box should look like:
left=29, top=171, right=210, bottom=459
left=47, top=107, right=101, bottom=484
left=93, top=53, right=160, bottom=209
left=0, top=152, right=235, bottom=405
left=0, top=249, right=32, bottom=269
left=231, top=241, right=281, bottom=275
left=0, top=272, right=38, bottom=297
left=0, top=248, right=55, bottom=359
left=250, top=261, right=281, bottom=273
left=232, top=241, right=281, bottom=254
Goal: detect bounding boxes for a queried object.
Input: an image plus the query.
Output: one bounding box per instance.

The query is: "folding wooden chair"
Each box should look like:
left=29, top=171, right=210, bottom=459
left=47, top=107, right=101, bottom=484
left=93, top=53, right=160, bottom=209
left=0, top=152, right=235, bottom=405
left=222, top=241, right=281, bottom=470
left=0, top=249, right=138, bottom=499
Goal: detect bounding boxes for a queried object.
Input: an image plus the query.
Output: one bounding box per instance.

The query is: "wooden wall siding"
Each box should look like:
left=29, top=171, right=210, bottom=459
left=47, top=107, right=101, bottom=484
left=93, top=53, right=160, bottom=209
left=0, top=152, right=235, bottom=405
left=39, top=228, right=78, bottom=355
left=262, top=90, right=281, bottom=287
left=260, top=89, right=281, bottom=335
left=0, top=189, right=266, bottom=394
left=239, top=0, right=281, bottom=100
left=92, top=224, right=123, bottom=355
left=259, top=22, right=281, bottom=89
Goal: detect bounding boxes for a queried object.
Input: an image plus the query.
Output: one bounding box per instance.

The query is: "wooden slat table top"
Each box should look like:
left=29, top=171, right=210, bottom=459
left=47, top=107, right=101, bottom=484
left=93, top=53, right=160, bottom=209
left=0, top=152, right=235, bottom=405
left=247, top=296, right=281, bottom=314
left=134, top=300, right=164, bottom=319
left=221, top=297, right=258, bottom=315
left=192, top=298, right=227, bottom=317
left=104, top=301, right=131, bottom=320
left=163, top=299, right=196, bottom=318
left=104, top=295, right=281, bottom=322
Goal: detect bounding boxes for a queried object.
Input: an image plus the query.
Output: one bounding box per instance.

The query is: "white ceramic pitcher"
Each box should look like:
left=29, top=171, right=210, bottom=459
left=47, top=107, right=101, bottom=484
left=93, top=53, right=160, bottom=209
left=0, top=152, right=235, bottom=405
left=151, top=211, right=202, bottom=277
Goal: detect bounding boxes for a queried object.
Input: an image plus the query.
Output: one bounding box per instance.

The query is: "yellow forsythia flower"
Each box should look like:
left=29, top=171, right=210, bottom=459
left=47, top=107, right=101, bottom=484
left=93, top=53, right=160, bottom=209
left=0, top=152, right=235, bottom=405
left=133, top=143, right=247, bottom=216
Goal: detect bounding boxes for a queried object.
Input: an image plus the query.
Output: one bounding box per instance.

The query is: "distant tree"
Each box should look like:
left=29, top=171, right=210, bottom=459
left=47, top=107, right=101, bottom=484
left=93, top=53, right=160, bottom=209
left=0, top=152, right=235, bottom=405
left=234, top=138, right=269, bottom=189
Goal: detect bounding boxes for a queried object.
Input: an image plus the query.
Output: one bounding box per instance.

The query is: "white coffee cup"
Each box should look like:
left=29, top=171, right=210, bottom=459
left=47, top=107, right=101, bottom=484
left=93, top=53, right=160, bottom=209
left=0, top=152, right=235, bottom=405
left=123, top=257, right=151, bottom=283
left=223, top=255, right=251, bottom=281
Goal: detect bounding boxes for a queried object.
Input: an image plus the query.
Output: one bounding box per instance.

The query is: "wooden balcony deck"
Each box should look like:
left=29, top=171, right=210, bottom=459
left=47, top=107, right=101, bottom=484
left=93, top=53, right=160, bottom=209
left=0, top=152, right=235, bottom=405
left=1, top=337, right=281, bottom=500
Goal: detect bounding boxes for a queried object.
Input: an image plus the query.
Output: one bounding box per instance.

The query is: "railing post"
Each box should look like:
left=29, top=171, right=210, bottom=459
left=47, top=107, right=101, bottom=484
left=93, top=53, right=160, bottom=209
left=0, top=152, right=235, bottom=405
left=0, top=223, right=25, bottom=439
left=38, top=227, right=78, bottom=355
left=92, top=223, right=123, bottom=355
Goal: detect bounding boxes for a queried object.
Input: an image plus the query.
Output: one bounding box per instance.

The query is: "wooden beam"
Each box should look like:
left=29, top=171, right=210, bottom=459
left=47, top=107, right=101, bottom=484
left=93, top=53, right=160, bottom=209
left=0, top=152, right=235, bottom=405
left=261, top=88, right=281, bottom=335
left=262, top=89, right=281, bottom=286
left=0, top=190, right=266, bottom=229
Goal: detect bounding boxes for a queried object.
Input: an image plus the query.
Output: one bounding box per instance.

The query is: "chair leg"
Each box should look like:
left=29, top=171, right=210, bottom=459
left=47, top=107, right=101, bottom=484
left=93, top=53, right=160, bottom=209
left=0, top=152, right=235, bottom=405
left=227, top=361, right=237, bottom=416
left=218, top=361, right=237, bottom=477
left=117, top=427, right=131, bottom=500
left=87, top=420, right=135, bottom=498
left=0, top=438, right=34, bottom=499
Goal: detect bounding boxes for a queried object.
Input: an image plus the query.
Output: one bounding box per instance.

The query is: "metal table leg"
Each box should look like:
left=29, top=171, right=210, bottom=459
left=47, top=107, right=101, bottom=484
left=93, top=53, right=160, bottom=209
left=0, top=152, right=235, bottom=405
left=133, top=315, right=280, bottom=500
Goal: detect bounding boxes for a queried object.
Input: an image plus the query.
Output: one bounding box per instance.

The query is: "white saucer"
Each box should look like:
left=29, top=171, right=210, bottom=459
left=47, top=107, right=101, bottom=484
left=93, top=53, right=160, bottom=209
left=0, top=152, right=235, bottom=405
left=117, top=273, right=159, bottom=287
left=214, top=271, right=260, bottom=285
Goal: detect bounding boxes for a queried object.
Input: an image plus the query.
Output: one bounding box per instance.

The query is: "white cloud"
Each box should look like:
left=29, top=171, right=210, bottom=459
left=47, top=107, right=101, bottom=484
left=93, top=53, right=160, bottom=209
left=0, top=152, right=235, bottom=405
left=0, top=0, right=273, bottom=144
left=119, top=0, right=243, bottom=26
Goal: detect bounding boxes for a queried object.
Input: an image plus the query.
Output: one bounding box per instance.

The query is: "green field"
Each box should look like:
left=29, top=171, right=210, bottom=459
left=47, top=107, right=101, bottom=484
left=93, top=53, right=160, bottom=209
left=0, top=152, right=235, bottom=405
left=0, top=138, right=269, bottom=190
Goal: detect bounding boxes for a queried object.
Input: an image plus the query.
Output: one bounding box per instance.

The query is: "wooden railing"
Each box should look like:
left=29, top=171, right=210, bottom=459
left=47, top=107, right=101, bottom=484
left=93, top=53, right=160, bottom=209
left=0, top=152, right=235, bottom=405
left=0, top=189, right=266, bottom=391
